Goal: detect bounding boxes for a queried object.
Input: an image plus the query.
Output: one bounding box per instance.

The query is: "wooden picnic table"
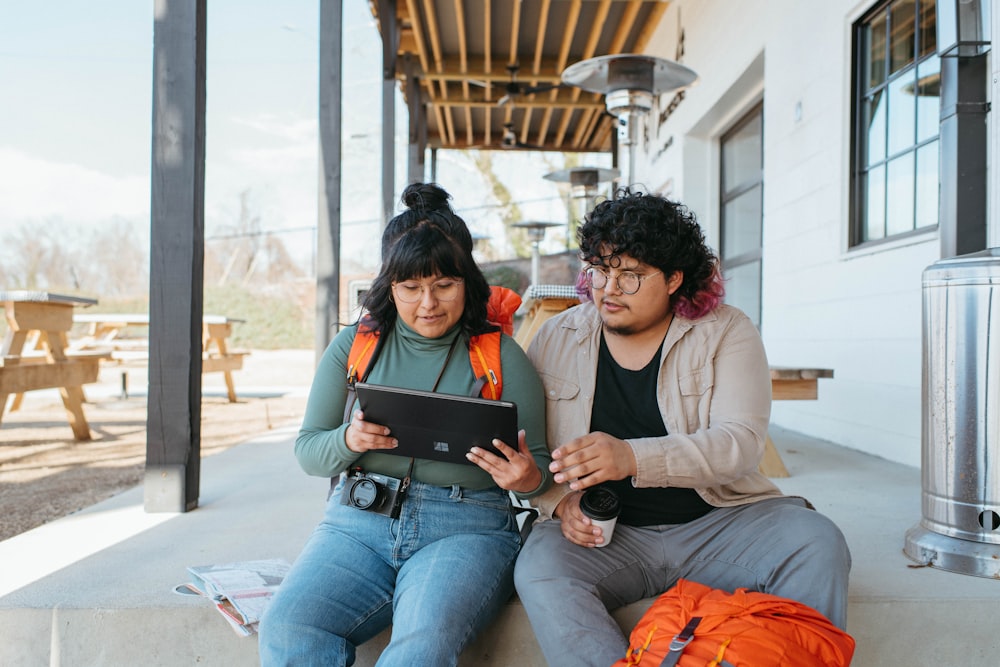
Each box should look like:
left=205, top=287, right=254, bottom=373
left=1, top=291, right=110, bottom=440
left=72, top=312, right=249, bottom=402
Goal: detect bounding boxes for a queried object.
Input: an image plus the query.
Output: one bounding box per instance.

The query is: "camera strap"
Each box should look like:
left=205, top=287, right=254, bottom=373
left=392, top=457, right=414, bottom=518
left=392, top=335, right=458, bottom=512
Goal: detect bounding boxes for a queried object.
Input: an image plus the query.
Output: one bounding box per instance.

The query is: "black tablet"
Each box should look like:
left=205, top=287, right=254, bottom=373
left=354, top=382, right=518, bottom=465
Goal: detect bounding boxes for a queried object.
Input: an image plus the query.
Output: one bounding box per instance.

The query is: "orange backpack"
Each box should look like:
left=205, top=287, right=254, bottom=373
left=346, top=285, right=521, bottom=401
left=613, top=579, right=855, bottom=667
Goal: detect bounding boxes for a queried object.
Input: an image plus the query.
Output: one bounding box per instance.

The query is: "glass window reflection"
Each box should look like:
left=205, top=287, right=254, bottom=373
left=886, top=152, right=915, bottom=235
left=890, top=0, right=916, bottom=75
left=866, top=91, right=887, bottom=165
left=915, top=142, right=938, bottom=229
left=915, top=58, right=940, bottom=143
left=888, top=72, right=916, bottom=156
left=866, top=165, right=886, bottom=241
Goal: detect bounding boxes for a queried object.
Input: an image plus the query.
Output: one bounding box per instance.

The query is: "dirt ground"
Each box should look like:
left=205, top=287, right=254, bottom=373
left=0, top=349, right=314, bottom=542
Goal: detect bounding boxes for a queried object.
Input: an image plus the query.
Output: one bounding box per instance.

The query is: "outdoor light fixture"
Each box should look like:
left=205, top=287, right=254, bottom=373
left=543, top=166, right=621, bottom=200
left=937, top=0, right=991, bottom=57
left=543, top=166, right=620, bottom=225
left=512, top=221, right=562, bottom=286
left=561, top=54, right=698, bottom=186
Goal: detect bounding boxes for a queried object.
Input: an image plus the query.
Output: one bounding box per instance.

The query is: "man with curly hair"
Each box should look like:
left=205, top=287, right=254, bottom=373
left=514, top=190, right=851, bottom=667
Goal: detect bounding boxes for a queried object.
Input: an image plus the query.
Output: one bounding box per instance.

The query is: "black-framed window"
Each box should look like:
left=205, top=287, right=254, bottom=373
left=720, top=103, right=763, bottom=329
left=851, top=0, right=939, bottom=247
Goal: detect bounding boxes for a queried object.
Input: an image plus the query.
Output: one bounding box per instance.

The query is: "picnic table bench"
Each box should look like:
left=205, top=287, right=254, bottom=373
left=72, top=313, right=250, bottom=402
left=1, top=291, right=111, bottom=440
left=513, top=289, right=834, bottom=478
left=760, top=367, right=835, bottom=477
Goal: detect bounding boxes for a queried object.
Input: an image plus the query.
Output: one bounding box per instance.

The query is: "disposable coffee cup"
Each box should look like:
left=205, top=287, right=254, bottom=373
left=579, top=486, right=621, bottom=547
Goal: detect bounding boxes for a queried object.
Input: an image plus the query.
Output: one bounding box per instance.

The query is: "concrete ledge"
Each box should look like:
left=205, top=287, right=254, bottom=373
left=355, top=597, right=651, bottom=666
left=3, top=425, right=1000, bottom=666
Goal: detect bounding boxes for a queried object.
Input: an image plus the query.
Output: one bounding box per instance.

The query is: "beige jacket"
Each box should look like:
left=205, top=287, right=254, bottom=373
left=525, top=301, right=785, bottom=521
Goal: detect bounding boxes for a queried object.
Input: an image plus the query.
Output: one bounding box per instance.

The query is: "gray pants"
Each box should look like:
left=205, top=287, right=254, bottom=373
left=513, top=497, right=851, bottom=667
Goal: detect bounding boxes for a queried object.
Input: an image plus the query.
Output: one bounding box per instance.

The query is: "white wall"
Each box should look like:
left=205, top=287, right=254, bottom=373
left=632, top=0, right=994, bottom=467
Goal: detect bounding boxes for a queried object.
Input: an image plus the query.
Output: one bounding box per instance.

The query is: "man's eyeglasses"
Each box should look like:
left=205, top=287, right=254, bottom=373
left=392, top=278, right=464, bottom=303
left=585, top=267, right=662, bottom=295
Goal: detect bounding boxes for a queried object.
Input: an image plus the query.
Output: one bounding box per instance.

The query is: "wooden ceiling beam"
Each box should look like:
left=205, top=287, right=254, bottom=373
left=420, top=0, right=444, bottom=73
left=429, top=99, right=606, bottom=111
left=507, top=0, right=522, bottom=67
left=403, top=0, right=430, bottom=82
left=374, top=0, right=664, bottom=153
left=421, top=66, right=563, bottom=84
left=609, top=1, right=644, bottom=54
left=633, top=1, right=668, bottom=53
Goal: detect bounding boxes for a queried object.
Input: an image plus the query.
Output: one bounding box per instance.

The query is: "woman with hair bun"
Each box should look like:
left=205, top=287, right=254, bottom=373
left=259, top=182, right=551, bottom=666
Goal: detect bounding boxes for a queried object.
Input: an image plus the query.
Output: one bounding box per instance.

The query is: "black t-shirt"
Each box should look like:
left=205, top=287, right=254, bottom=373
left=590, top=332, right=714, bottom=526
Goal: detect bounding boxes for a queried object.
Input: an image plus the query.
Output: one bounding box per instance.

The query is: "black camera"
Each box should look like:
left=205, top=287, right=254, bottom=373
left=339, top=468, right=406, bottom=519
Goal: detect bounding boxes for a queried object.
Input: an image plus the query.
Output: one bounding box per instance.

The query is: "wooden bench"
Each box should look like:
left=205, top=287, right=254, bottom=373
left=1, top=291, right=111, bottom=440
left=73, top=313, right=249, bottom=402
left=760, top=367, right=835, bottom=477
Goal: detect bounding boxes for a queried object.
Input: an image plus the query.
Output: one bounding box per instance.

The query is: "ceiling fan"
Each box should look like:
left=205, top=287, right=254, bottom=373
left=500, top=122, right=545, bottom=150
left=496, top=63, right=564, bottom=107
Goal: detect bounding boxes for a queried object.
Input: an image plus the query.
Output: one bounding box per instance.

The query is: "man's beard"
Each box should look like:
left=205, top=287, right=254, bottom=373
left=600, top=306, right=636, bottom=337
left=602, top=321, right=637, bottom=336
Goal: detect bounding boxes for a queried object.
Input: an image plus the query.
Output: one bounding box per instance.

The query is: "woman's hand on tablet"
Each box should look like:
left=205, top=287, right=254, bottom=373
left=467, top=429, right=542, bottom=493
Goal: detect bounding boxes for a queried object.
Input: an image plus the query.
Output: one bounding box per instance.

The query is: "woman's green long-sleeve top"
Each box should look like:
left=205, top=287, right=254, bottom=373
left=295, top=318, right=552, bottom=500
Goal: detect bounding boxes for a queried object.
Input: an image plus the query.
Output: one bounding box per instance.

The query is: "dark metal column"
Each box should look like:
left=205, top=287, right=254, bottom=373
left=938, top=54, right=989, bottom=258
left=377, top=0, right=398, bottom=225
left=145, top=0, right=207, bottom=513
left=315, top=0, right=344, bottom=360
left=405, top=56, right=426, bottom=185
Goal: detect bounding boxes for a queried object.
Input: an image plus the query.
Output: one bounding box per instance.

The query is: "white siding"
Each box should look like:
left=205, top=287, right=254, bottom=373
left=632, top=0, right=996, bottom=467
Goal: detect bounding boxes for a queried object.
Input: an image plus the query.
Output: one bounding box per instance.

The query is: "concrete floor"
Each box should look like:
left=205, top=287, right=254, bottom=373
left=1, top=419, right=999, bottom=666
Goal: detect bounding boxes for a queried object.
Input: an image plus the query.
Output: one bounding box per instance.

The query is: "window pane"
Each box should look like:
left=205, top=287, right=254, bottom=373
left=916, top=57, right=940, bottom=142
left=866, top=91, right=887, bottom=165
left=915, top=141, right=938, bottom=228
left=918, top=0, right=937, bottom=57
left=887, top=152, right=916, bottom=235
left=722, top=115, right=762, bottom=192
left=890, top=0, right=916, bottom=75
left=867, top=12, right=888, bottom=88
left=722, top=186, right=762, bottom=260
left=722, top=260, right=761, bottom=329
left=866, top=165, right=887, bottom=241
left=888, top=72, right=916, bottom=155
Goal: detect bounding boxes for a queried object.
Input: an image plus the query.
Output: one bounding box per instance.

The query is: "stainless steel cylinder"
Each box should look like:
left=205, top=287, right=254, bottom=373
left=904, top=248, right=1000, bottom=578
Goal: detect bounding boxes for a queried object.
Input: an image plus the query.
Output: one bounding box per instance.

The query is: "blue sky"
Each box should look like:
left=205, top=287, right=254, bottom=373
left=0, top=1, right=607, bottom=274
left=0, top=1, right=383, bottom=267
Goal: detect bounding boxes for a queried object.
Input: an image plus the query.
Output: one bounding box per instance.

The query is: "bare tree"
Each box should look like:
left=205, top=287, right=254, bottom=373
left=1, top=223, right=77, bottom=291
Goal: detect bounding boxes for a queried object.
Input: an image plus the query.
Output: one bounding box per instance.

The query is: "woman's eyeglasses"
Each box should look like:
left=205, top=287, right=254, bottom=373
left=392, top=279, right=464, bottom=303
left=585, top=267, right=662, bottom=295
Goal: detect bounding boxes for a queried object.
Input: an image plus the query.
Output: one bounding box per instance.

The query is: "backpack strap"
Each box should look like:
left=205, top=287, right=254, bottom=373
left=348, top=323, right=504, bottom=403
left=469, top=331, right=503, bottom=400
left=659, top=616, right=702, bottom=667
left=343, top=322, right=384, bottom=424
left=346, top=320, right=380, bottom=387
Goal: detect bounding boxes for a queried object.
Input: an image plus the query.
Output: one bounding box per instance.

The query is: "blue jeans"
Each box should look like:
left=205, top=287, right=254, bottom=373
left=514, top=497, right=851, bottom=667
left=258, top=479, right=521, bottom=667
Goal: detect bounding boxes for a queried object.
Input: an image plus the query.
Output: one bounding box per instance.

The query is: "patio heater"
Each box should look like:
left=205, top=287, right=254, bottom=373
left=512, top=221, right=562, bottom=286
left=561, top=55, right=698, bottom=187
left=904, top=249, right=1000, bottom=578
left=543, top=166, right=620, bottom=220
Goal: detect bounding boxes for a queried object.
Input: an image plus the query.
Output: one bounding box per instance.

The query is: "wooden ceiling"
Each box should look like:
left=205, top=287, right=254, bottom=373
left=369, top=0, right=671, bottom=153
